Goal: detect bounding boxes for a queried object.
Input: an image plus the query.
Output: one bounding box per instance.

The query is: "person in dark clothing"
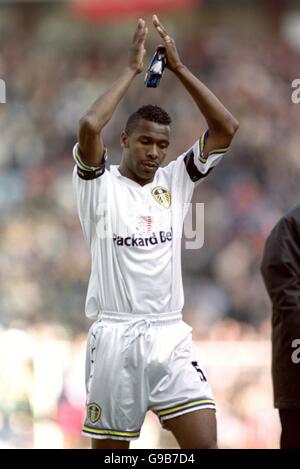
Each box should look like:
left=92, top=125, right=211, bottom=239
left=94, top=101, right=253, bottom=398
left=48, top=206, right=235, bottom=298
left=261, top=205, right=300, bottom=449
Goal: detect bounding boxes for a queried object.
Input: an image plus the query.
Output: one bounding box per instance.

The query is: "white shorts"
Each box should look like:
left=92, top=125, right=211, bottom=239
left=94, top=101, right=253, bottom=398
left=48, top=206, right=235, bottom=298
left=82, top=311, right=215, bottom=441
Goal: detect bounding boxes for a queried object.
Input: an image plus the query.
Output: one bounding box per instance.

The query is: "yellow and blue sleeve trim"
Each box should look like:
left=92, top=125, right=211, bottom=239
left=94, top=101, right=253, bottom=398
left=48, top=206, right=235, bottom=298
left=73, top=143, right=107, bottom=171
left=155, top=399, right=216, bottom=421
left=73, top=143, right=107, bottom=180
left=75, top=146, right=99, bottom=172
left=82, top=426, right=140, bottom=439
left=198, top=130, right=229, bottom=164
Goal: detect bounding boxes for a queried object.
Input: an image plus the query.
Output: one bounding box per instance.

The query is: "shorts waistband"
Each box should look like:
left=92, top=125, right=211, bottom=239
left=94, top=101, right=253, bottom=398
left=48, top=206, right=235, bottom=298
left=97, top=310, right=182, bottom=325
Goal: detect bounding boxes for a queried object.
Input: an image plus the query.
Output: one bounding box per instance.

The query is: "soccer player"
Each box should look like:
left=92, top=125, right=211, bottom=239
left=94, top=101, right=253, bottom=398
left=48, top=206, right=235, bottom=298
left=72, top=15, right=239, bottom=449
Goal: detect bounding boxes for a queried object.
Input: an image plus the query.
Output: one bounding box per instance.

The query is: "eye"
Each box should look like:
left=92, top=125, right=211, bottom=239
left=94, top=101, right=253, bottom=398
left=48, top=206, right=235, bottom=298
left=139, top=136, right=149, bottom=143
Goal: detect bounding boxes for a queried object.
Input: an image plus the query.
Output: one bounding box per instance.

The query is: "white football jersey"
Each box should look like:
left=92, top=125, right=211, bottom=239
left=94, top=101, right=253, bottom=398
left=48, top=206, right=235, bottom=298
left=72, top=131, right=228, bottom=319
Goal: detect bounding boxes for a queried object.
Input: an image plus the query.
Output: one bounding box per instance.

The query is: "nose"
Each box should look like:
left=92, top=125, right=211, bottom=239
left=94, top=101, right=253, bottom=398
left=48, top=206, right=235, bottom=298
left=147, top=144, right=159, bottom=160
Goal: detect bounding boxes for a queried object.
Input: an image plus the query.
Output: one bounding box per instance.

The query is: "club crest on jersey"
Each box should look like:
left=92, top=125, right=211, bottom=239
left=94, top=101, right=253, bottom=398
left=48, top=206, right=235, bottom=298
left=151, top=186, right=171, bottom=209
left=87, top=403, right=101, bottom=423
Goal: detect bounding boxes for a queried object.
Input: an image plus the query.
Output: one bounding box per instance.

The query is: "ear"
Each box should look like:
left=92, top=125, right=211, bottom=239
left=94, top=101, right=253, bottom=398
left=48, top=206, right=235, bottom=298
left=120, top=131, right=129, bottom=149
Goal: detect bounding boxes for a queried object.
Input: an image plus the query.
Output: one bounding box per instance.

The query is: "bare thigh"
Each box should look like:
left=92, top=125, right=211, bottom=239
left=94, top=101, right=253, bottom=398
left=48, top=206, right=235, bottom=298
left=163, top=409, right=217, bottom=449
left=92, top=438, right=130, bottom=449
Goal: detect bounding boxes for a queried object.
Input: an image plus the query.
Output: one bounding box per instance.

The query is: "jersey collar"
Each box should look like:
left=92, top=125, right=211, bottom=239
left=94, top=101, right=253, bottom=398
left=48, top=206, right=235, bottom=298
left=110, top=165, right=156, bottom=190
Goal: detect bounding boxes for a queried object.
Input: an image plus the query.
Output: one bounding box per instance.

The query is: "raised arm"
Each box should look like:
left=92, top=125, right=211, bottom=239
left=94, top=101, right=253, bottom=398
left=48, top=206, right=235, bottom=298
left=152, top=15, right=239, bottom=156
left=78, top=19, right=148, bottom=166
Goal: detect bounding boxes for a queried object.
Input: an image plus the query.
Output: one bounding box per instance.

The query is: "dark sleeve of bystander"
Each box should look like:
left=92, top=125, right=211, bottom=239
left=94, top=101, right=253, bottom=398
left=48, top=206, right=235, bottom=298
left=261, top=204, right=300, bottom=408
left=261, top=205, right=300, bottom=336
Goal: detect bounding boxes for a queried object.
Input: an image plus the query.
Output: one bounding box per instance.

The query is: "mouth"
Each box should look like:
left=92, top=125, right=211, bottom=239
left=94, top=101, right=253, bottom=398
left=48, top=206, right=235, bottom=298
left=142, top=161, right=159, bottom=171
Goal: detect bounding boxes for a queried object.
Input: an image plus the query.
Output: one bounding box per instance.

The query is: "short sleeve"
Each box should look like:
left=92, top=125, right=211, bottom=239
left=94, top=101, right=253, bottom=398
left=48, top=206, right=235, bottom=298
left=73, top=142, right=108, bottom=179
left=72, top=143, right=109, bottom=246
left=183, top=129, right=230, bottom=183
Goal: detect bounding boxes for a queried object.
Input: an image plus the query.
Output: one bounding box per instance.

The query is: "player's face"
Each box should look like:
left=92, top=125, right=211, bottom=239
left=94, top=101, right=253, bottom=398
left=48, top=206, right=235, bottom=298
left=121, top=119, right=170, bottom=185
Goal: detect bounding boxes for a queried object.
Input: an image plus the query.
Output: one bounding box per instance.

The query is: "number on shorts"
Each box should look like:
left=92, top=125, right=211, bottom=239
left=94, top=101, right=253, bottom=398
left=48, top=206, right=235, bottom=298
left=191, top=361, right=207, bottom=382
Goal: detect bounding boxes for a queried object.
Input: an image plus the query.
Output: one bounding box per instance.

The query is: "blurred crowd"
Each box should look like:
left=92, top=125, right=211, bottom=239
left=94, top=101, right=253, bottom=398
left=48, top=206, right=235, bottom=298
left=0, top=2, right=299, bottom=448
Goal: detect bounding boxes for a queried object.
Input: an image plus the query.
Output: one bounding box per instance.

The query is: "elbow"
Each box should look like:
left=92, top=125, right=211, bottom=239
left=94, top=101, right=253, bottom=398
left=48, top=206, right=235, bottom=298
left=210, top=116, right=239, bottom=142
left=79, top=109, right=110, bottom=135
left=231, top=117, right=239, bottom=134
left=79, top=114, right=99, bottom=135
left=223, top=116, right=239, bottom=137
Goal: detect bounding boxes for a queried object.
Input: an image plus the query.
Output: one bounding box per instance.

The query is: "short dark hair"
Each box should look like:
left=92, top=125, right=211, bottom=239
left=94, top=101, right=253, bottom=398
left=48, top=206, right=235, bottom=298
left=124, top=105, right=171, bottom=134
